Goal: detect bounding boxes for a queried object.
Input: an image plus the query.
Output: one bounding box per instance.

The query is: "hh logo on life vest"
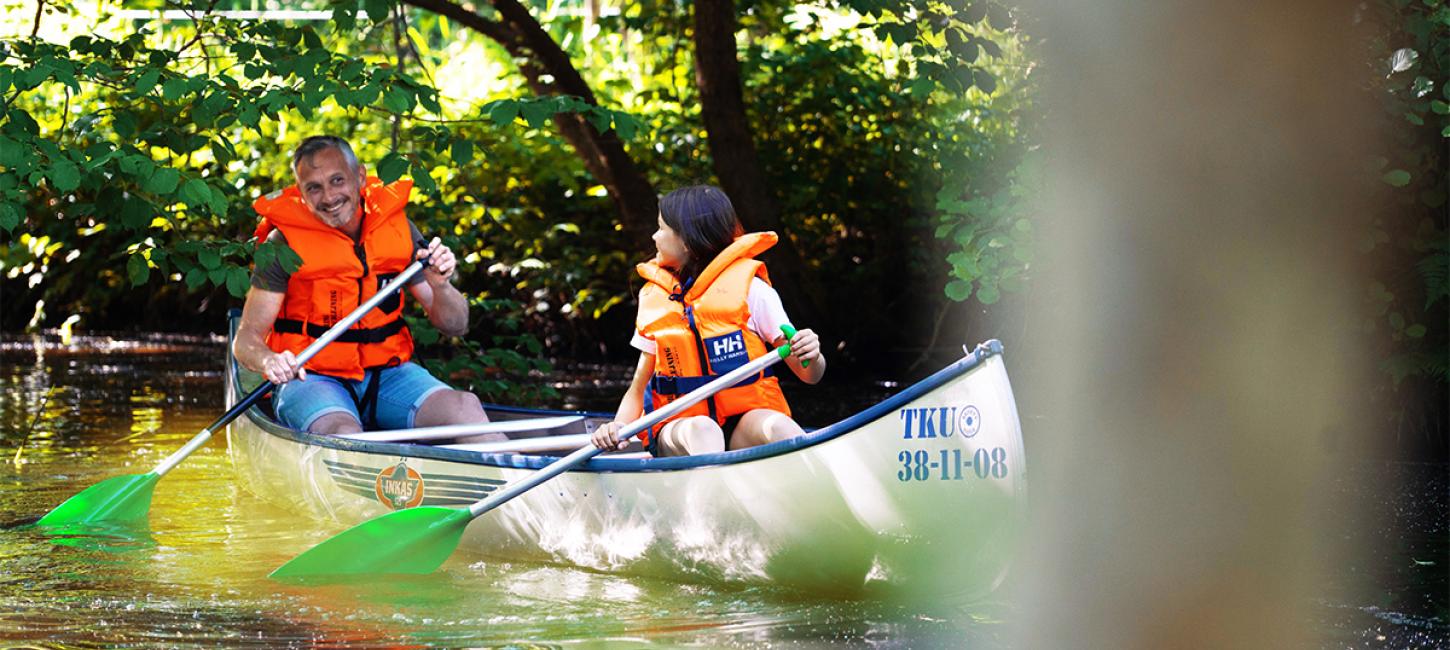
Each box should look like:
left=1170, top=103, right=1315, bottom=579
left=374, top=461, right=425, bottom=510
left=704, top=331, right=748, bottom=373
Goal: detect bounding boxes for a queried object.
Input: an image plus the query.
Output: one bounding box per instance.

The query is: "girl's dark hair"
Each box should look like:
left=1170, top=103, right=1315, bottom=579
left=659, top=185, right=744, bottom=281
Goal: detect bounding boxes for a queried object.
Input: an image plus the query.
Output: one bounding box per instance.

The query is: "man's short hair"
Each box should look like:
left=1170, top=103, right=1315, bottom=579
left=292, top=135, right=361, bottom=175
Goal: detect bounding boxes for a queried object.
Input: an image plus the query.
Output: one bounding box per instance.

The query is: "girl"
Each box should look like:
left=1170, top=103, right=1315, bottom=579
left=590, top=185, right=824, bottom=456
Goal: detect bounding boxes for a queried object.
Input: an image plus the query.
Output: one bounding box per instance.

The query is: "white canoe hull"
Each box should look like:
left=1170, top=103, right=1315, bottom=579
left=225, top=331, right=1026, bottom=596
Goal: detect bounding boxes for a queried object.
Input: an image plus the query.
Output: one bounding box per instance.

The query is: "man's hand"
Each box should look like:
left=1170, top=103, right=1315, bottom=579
left=419, top=237, right=457, bottom=288
left=262, top=350, right=306, bottom=384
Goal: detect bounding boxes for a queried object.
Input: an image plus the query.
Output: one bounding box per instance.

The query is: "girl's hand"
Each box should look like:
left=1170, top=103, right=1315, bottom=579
left=789, top=328, right=822, bottom=366
left=591, top=420, right=629, bottom=451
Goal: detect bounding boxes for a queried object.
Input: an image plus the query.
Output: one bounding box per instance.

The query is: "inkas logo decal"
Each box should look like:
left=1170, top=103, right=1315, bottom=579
left=375, top=461, right=425, bottom=510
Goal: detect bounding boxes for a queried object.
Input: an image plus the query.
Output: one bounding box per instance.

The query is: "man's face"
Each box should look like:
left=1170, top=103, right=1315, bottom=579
left=294, top=147, right=366, bottom=231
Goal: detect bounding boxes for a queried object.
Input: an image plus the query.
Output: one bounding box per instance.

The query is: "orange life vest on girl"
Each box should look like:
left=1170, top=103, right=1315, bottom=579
left=253, top=177, right=416, bottom=381
left=635, top=231, right=791, bottom=446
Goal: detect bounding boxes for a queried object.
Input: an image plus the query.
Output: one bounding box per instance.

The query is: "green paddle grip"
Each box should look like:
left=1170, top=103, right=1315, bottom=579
left=779, top=324, right=809, bottom=367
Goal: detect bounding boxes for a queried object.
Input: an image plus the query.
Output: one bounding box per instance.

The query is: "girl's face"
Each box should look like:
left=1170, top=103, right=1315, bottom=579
left=653, top=213, right=688, bottom=269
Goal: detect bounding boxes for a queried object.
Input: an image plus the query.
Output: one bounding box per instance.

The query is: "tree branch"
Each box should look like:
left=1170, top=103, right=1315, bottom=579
left=30, top=0, right=44, bottom=39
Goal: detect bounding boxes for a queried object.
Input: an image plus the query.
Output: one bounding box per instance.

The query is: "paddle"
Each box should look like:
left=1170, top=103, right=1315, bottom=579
left=35, top=258, right=433, bottom=528
left=269, top=325, right=805, bottom=580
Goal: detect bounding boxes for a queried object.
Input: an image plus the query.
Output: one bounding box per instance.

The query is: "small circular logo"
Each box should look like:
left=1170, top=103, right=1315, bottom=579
left=375, top=461, right=425, bottom=510
left=958, top=405, right=982, bottom=438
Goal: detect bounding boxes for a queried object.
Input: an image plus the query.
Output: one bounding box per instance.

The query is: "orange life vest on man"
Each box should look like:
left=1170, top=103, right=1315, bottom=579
left=252, top=177, right=416, bottom=381
left=635, top=231, right=792, bottom=447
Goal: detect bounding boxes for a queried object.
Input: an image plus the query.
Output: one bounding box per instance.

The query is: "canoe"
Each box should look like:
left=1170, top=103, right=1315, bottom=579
left=223, top=312, right=1028, bottom=596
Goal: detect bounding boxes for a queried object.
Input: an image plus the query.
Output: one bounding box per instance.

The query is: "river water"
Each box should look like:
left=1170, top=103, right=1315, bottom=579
left=0, top=334, right=1443, bottom=647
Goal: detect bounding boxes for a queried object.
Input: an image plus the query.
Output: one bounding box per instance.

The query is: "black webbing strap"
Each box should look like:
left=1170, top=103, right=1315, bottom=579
left=273, top=317, right=405, bottom=343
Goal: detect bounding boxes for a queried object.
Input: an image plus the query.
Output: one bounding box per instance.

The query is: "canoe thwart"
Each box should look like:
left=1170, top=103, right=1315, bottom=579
left=338, top=415, right=585, bottom=443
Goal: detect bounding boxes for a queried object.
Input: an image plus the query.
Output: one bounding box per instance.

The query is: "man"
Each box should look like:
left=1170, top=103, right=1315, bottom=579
left=233, top=135, right=495, bottom=438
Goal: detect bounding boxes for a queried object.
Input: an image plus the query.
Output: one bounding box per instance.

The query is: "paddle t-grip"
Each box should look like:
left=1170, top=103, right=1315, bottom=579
left=779, top=324, right=808, bottom=368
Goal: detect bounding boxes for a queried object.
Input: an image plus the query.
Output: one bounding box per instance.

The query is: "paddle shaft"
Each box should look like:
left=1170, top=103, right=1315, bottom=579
left=466, top=345, right=789, bottom=518
left=152, top=259, right=430, bottom=477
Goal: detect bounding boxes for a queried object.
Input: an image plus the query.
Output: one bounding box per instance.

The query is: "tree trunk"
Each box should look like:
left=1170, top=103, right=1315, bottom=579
left=691, top=0, right=822, bottom=325
left=404, top=0, right=657, bottom=240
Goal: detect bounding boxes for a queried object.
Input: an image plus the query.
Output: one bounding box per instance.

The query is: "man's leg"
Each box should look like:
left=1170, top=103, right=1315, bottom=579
left=272, top=373, right=363, bottom=435
left=373, top=363, right=499, bottom=440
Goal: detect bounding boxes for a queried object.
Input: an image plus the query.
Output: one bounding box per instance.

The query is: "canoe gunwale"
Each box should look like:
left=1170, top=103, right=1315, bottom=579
left=225, top=310, right=1005, bottom=473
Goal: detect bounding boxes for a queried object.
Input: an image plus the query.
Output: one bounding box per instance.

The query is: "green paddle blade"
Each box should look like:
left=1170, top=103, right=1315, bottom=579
left=270, top=506, right=472, bottom=581
left=35, top=472, right=160, bottom=527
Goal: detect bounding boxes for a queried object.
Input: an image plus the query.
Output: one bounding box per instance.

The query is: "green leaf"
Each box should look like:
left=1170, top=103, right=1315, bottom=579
left=120, top=196, right=151, bottom=229
left=185, top=266, right=207, bottom=290
left=1432, top=100, right=1450, bottom=115
left=520, top=101, right=552, bottom=128
left=226, top=266, right=250, bottom=297
left=488, top=100, right=519, bottom=127
left=973, top=69, right=998, bottom=94
left=1406, top=324, right=1427, bottom=338
left=614, top=114, right=638, bottom=141
left=419, top=90, right=442, bottom=114
left=134, top=68, right=161, bottom=95
left=1382, top=169, right=1412, bottom=187
left=180, top=178, right=212, bottom=207
left=127, top=254, right=150, bottom=286
left=198, top=247, right=221, bottom=270
left=206, top=188, right=227, bottom=218
left=0, top=202, right=18, bottom=231
left=378, top=152, right=409, bottom=183
left=451, top=138, right=474, bottom=166
left=945, top=279, right=973, bottom=301
left=910, top=77, right=936, bottom=99
left=145, top=167, right=180, bottom=195
left=411, top=160, right=437, bottom=194
left=161, top=77, right=188, bottom=100
left=208, top=267, right=227, bottom=285
left=585, top=108, right=611, bottom=133
left=364, top=0, right=391, bottom=22
left=277, top=243, right=303, bottom=273
left=383, top=86, right=414, bottom=114
left=254, top=242, right=276, bottom=270
left=49, top=159, right=80, bottom=193
left=976, top=282, right=1000, bottom=304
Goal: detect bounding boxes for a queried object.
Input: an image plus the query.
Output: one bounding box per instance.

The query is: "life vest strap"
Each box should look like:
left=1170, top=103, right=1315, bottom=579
left=648, top=365, right=774, bottom=396
left=273, top=317, right=406, bottom=343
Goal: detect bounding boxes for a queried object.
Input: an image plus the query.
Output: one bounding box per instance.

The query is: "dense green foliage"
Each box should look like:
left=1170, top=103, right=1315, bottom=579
left=0, top=0, right=1034, bottom=385
left=1363, top=0, right=1448, bottom=445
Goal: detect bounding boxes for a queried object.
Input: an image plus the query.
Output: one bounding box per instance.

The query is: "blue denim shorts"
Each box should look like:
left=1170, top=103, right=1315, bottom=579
left=272, top=362, right=450, bottom=432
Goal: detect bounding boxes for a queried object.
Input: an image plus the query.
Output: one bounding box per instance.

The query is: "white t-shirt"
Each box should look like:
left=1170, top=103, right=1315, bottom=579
left=630, top=278, right=791, bottom=355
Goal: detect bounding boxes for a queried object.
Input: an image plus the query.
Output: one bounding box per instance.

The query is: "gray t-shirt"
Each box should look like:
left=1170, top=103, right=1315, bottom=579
left=251, top=221, right=427, bottom=292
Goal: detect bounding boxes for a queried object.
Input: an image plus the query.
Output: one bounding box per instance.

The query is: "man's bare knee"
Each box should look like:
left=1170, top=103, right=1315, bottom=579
left=416, top=389, right=488, bottom=427
left=311, top=412, right=362, bottom=436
